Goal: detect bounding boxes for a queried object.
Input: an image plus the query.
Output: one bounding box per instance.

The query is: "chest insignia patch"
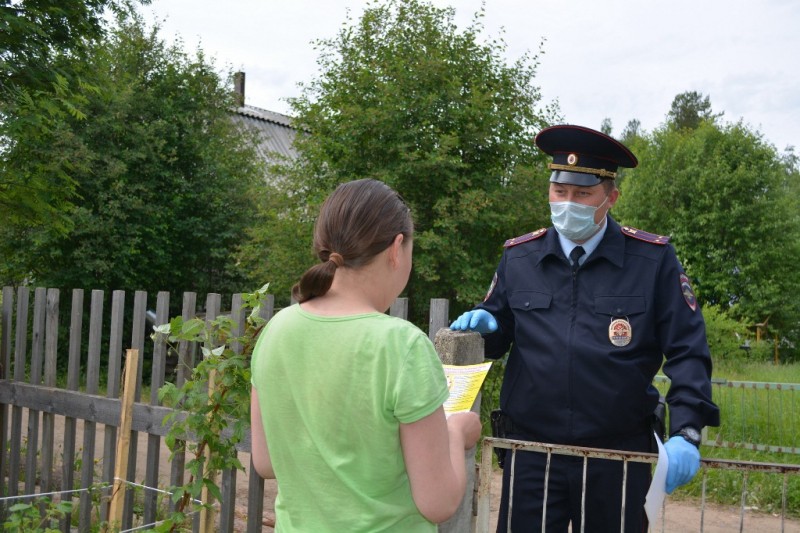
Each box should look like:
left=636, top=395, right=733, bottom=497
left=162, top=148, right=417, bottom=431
left=609, top=318, right=632, bottom=347
left=680, top=273, right=698, bottom=312
left=484, top=272, right=498, bottom=302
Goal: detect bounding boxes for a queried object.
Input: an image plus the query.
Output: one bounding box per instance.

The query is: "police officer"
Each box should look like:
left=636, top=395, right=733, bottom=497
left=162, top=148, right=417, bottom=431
left=452, top=125, right=720, bottom=532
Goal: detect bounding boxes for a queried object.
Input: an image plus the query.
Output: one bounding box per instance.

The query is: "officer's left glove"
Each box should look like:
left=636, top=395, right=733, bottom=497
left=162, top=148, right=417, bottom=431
left=449, top=309, right=498, bottom=334
left=664, top=436, right=701, bottom=494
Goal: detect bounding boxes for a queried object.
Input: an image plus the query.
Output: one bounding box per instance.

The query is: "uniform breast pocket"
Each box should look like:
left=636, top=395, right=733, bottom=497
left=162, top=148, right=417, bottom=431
left=510, top=291, right=552, bottom=312
left=594, top=296, right=646, bottom=317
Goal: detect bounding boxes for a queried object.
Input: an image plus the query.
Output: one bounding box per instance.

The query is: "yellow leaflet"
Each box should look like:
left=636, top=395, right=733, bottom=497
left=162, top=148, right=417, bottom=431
left=442, top=362, right=493, bottom=415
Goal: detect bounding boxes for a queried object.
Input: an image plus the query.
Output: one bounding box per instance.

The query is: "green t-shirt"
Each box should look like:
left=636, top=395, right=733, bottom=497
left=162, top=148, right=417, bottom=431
left=250, top=304, right=449, bottom=532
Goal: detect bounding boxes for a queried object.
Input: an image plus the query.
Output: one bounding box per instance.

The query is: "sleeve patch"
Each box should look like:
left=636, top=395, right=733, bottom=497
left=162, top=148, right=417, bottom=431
left=680, top=273, right=698, bottom=312
left=620, top=226, right=670, bottom=245
left=484, top=272, right=498, bottom=302
left=504, top=227, right=547, bottom=248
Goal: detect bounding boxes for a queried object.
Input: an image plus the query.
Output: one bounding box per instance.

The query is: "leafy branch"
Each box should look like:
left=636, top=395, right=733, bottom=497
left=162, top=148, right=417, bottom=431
left=150, top=285, right=270, bottom=532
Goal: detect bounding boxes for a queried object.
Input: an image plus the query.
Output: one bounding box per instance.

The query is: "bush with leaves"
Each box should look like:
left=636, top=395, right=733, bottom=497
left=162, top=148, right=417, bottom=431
left=3, top=499, right=73, bottom=532
left=151, top=285, right=269, bottom=532
left=703, top=304, right=773, bottom=362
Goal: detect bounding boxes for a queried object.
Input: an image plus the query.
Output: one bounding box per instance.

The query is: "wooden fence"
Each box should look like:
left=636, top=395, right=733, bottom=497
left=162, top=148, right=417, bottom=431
left=0, top=286, right=460, bottom=532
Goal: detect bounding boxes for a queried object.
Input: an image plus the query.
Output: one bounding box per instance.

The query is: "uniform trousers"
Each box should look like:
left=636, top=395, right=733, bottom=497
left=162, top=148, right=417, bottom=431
left=496, top=430, right=651, bottom=533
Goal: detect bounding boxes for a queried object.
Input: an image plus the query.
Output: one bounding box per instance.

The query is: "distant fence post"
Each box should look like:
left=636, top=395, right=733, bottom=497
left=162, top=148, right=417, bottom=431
left=433, top=328, right=484, bottom=533
left=390, top=297, right=409, bottom=319
left=429, top=299, right=449, bottom=341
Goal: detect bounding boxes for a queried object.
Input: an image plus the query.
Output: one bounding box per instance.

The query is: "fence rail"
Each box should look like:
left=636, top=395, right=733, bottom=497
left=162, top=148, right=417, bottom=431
left=476, top=437, right=800, bottom=533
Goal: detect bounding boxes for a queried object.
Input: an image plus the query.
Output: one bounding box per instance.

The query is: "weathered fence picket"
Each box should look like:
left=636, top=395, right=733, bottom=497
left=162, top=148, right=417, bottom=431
left=167, top=291, right=195, bottom=518
left=61, top=288, right=83, bottom=531
left=122, top=290, right=147, bottom=532
left=0, top=287, right=11, bottom=505
left=144, top=291, right=169, bottom=528
left=41, top=289, right=59, bottom=502
left=25, top=287, right=45, bottom=497
left=100, top=290, right=125, bottom=525
left=9, top=286, right=29, bottom=500
left=78, top=290, right=103, bottom=527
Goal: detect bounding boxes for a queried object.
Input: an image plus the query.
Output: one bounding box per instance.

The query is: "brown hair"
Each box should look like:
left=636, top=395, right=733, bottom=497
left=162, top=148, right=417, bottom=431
left=292, top=179, right=413, bottom=303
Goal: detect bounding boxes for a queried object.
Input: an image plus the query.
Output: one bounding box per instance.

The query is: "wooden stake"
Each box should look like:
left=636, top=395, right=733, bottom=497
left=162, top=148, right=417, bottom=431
left=105, top=349, right=139, bottom=532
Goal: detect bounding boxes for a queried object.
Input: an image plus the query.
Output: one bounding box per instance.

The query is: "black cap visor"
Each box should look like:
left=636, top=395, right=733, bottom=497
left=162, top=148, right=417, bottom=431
left=549, top=170, right=604, bottom=187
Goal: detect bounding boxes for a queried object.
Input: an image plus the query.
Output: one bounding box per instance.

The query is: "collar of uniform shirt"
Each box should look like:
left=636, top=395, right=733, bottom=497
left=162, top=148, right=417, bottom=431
left=558, top=218, right=608, bottom=266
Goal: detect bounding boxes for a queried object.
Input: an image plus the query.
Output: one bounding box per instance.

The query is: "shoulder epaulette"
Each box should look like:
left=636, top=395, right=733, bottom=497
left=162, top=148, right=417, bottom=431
left=620, top=226, right=670, bottom=245
left=504, top=228, right=547, bottom=248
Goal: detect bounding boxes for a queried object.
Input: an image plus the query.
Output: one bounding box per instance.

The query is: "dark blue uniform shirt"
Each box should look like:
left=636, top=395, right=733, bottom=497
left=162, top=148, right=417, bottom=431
left=479, top=216, right=720, bottom=446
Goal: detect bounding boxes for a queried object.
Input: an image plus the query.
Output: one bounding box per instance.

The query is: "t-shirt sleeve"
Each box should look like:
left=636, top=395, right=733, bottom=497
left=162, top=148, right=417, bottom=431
left=250, top=321, right=272, bottom=389
left=393, top=331, right=449, bottom=424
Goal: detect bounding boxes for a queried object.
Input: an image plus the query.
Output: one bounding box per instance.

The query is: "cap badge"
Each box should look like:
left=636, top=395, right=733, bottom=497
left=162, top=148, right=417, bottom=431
left=567, top=153, right=578, bottom=166
left=609, top=318, right=632, bottom=347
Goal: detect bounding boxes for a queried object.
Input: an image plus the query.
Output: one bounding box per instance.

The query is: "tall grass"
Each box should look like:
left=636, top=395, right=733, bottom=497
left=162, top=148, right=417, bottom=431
left=657, top=360, right=800, bottom=517
left=714, top=359, right=800, bottom=382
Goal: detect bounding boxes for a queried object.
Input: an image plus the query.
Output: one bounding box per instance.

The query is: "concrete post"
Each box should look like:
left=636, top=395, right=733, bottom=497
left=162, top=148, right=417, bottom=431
left=433, top=328, right=484, bottom=533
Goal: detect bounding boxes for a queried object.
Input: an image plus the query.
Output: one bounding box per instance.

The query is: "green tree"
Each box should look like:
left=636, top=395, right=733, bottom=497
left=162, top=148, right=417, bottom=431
left=238, top=173, right=318, bottom=306
left=620, top=118, right=642, bottom=144
left=666, top=90, right=723, bottom=131
left=1, top=0, right=148, bottom=228
left=1, top=14, right=265, bottom=300
left=248, top=0, right=559, bottom=323
left=600, top=117, right=613, bottom=136
left=615, top=119, right=800, bottom=358
left=0, top=75, right=90, bottom=231
left=1, top=0, right=145, bottom=91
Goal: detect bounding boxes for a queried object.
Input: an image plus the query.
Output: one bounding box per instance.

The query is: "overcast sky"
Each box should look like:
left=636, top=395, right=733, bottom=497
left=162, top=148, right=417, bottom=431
left=143, top=0, right=799, bottom=152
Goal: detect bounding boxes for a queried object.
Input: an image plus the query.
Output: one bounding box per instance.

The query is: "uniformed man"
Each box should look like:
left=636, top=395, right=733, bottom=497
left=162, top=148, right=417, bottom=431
left=451, top=124, right=720, bottom=532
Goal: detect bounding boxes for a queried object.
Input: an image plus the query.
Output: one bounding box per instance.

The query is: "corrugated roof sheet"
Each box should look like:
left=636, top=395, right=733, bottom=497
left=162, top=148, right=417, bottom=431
left=233, top=105, right=300, bottom=163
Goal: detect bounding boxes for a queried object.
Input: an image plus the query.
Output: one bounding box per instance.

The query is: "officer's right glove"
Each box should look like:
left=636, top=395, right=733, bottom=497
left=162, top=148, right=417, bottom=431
left=664, top=435, right=701, bottom=494
left=449, top=309, right=498, bottom=334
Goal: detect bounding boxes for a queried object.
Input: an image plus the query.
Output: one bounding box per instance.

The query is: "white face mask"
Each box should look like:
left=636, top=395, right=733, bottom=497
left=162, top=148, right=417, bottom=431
left=549, top=196, right=608, bottom=242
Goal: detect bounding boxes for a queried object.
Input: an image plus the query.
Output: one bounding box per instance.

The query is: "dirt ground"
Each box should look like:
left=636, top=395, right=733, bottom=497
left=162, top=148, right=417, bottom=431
left=233, top=452, right=800, bottom=533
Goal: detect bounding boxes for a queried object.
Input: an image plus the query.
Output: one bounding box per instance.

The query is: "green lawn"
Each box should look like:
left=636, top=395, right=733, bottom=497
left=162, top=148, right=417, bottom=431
left=657, top=359, right=800, bottom=516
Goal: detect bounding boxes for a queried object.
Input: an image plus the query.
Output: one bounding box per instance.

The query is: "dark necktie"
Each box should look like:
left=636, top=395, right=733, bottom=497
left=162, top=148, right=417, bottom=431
left=570, top=246, right=585, bottom=272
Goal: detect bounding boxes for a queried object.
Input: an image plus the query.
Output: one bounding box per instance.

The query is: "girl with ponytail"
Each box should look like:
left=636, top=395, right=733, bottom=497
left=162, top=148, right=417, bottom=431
left=250, top=179, right=480, bottom=532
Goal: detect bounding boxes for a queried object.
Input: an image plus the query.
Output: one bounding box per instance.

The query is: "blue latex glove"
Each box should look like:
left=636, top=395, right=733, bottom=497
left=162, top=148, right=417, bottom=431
left=450, top=309, right=498, bottom=334
left=664, top=436, right=701, bottom=494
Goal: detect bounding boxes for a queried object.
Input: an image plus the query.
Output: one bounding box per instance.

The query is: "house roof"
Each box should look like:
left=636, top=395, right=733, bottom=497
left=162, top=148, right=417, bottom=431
left=233, top=104, right=299, bottom=163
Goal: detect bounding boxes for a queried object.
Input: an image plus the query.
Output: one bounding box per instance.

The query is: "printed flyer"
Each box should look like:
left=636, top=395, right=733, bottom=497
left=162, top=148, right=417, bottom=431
left=443, top=362, right=493, bottom=415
